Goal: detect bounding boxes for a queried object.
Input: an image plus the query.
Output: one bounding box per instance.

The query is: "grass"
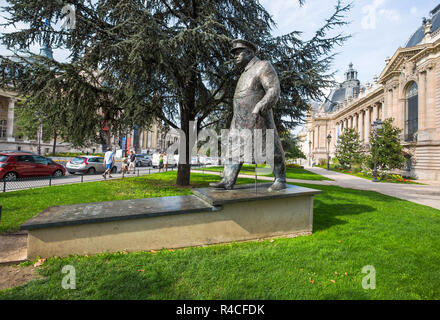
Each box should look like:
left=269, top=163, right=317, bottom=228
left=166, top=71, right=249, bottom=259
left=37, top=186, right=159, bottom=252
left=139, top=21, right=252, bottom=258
left=198, top=164, right=332, bottom=181
left=1, top=172, right=440, bottom=299
left=0, top=172, right=258, bottom=234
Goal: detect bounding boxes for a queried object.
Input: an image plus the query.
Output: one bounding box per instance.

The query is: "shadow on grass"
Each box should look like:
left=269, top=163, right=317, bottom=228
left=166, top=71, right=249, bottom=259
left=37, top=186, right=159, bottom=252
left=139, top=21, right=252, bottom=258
left=313, top=201, right=376, bottom=232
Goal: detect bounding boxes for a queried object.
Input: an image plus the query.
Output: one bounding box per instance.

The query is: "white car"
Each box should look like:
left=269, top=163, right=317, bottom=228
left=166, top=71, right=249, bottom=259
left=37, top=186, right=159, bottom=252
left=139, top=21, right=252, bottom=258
left=66, top=156, right=117, bottom=174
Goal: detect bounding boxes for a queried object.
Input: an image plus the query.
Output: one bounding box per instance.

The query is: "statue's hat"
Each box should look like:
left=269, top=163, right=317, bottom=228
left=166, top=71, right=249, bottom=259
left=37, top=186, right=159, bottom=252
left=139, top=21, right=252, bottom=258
left=230, top=39, right=257, bottom=54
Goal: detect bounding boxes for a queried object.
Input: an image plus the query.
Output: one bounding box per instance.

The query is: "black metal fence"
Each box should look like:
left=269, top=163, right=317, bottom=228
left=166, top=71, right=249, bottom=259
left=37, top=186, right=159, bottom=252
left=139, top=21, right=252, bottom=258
left=1, top=174, right=87, bottom=192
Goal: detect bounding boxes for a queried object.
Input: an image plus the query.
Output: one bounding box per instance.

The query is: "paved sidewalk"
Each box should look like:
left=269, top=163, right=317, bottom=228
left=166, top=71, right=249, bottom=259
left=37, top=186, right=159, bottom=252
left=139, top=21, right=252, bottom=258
left=303, top=167, right=440, bottom=210
left=192, top=168, right=440, bottom=210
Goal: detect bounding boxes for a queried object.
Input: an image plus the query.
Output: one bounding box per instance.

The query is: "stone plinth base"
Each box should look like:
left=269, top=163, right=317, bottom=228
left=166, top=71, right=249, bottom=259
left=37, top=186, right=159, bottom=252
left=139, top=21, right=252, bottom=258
left=21, top=184, right=321, bottom=259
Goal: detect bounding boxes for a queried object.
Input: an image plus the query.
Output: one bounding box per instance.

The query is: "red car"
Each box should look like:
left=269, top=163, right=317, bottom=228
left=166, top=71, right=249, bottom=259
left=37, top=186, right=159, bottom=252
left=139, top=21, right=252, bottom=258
left=0, top=152, right=66, bottom=181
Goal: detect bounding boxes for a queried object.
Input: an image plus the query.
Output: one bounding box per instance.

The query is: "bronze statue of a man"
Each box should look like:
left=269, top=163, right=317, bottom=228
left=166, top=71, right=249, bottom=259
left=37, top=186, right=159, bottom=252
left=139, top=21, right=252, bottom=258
left=210, top=39, right=287, bottom=192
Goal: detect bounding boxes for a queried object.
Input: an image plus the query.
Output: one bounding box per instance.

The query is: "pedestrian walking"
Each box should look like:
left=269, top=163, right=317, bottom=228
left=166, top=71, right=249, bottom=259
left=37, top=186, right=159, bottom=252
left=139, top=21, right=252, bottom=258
left=103, top=147, right=114, bottom=179
left=163, top=152, right=168, bottom=171
left=159, top=154, right=164, bottom=172
left=129, top=151, right=136, bottom=174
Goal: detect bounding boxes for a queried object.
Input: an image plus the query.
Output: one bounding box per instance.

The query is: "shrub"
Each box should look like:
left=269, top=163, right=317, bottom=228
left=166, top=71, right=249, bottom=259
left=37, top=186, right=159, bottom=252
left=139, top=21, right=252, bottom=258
left=335, top=128, right=364, bottom=169
left=318, top=159, right=327, bottom=167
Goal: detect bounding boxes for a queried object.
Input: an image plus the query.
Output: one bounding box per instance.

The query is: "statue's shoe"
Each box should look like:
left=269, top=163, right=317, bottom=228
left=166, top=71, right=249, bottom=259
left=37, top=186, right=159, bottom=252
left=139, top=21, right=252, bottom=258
left=268, top=180, right=287, bottom=192
left=209, top=180, right=234, bottom=190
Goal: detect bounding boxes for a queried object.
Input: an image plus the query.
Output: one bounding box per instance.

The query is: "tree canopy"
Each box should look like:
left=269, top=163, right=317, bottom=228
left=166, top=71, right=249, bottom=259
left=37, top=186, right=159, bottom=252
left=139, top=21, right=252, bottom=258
left=366, top=118, right=406, bottom=177
left=0, top=0, right=351, bottom=185
left=335, top=128, right=364, bottom=169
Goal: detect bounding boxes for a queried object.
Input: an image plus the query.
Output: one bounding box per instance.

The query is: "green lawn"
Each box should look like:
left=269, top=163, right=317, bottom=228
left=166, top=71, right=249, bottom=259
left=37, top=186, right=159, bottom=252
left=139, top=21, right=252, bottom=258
left=1, top=172, right=439, bottom=299
left=0, top=172, right=258, bottom=234
left=199, top=164, right=332, bottom=181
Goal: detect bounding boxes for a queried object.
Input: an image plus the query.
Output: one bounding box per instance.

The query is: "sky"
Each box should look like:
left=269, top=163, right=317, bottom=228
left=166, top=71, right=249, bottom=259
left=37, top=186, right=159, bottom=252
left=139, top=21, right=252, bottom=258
left=260, top=0, right=438, bottom=84
left=0, top=0, right=438, bottom=132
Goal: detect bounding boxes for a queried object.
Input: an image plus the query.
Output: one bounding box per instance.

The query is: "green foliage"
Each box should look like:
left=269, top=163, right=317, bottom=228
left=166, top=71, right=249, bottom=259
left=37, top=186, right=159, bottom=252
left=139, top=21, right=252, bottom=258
left=366, top=118, right=405, bottom=177
left=0, top=0, right=352, bottom=185
left=280, top=131, right=306, bottom=160
left=335, top=128, right=364, bottom=169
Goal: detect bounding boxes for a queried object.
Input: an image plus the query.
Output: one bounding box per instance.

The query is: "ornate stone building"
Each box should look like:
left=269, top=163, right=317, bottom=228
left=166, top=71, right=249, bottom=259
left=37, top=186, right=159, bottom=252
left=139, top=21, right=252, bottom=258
left=306, top=5, right=440, bottom=180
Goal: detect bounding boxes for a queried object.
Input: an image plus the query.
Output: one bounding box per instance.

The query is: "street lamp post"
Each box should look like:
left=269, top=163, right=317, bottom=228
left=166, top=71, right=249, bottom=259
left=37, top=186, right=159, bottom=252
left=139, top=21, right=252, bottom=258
left=308, top=140, right=312, bottom=167
left=372, top=119, right=383, bottom=182
left=326, top=134, right=332, bottom=171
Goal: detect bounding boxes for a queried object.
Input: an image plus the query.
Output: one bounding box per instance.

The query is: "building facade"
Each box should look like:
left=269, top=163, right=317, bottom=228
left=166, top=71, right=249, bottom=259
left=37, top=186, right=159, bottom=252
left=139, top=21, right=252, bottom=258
left=306, top=5, right=440, bottom=180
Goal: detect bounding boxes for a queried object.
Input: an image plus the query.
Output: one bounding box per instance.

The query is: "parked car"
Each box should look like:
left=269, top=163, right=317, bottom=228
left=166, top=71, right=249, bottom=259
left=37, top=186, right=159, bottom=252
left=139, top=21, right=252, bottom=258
left=135, top=154, right=152, bottom=167
left=66, top=156, right=117, bottom=175
left=0, top=152, right=66, bottom=181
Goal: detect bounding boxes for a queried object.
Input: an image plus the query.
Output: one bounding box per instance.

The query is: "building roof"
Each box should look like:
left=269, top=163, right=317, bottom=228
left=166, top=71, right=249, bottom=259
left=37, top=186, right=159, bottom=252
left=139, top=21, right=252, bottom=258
left=405, top=5, right=440, bottom=48
left=321, top=63, right=361, bottom=113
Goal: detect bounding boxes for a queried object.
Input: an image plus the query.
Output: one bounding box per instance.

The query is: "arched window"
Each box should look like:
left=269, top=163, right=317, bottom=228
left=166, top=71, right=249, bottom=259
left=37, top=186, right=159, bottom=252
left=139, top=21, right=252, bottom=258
left=0, top=119, right=7, bottom=138
left=405, top=82, right=418, bottom=141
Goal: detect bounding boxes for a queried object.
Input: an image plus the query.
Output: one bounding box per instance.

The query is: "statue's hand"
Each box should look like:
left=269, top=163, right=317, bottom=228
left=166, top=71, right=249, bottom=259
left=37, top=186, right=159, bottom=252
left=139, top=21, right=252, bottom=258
left=252, top=101, right=268, bottom=116
left=252, top=103, right=262, bottom=116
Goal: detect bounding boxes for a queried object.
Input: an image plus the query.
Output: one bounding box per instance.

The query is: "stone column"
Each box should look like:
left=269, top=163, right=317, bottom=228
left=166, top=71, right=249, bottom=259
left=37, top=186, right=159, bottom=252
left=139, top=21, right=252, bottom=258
left=393, top=87, right=402, bottom=129
left=358, top=110, right=364, bottom=141
left=372, top=104, right=378, bottom=122
left=364, top=107, right=371, bottom=144
left=139, top=129, right=144, bottom=151
left=425, top=68, right=436, bottom=129
left=313, top=126, right=318, bottom=150
left=385, top=89, right=392, bottom=119
left=418, top=71, right=427, bottom=131
left=7, top=98, right=15, bottom=142
left=317, top=126, right=320, bottom=149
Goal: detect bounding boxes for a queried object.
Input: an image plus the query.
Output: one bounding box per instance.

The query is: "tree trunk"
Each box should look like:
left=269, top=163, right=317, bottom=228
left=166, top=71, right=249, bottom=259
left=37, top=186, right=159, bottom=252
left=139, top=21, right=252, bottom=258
left=52, top=130, right=57, bottom=156
left=176, top=109, right=191, bottom=186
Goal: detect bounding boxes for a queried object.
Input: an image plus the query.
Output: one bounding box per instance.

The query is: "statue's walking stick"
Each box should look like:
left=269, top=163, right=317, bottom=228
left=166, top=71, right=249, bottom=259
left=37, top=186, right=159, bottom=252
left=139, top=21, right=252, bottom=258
left=255, top=163, right=258, bottom=194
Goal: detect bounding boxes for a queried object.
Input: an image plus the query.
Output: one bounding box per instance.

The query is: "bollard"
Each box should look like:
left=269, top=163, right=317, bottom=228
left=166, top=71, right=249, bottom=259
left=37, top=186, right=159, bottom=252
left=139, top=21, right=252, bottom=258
left=49, top=176, right=52, bottom=187
left=149, top=168, right=151, bottom=175
left=81, top=175, right=84, bottom=183
left=137, top=169, right=139, bottom=177
left=3, top=179, right=5, bottom=193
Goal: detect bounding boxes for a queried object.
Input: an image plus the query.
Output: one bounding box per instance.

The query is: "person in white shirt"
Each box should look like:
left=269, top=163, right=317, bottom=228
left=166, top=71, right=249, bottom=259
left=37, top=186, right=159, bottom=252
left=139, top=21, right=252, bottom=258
left=103, top=147, right=115, bottom=179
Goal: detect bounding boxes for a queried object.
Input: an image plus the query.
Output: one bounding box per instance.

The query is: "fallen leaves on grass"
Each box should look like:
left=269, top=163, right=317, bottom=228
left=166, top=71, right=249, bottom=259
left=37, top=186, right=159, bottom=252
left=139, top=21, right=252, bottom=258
left=330, top=280, right=336, bottom=284
left=309, top=278, right=315, bottom=284
left=33, top=258, right=46, bottom=268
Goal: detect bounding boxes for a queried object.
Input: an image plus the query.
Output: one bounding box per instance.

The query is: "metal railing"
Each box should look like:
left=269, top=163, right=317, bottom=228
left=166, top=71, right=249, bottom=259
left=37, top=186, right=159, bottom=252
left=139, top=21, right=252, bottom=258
left=0, top=167, right=173, bottom=192
left=0, top=164, right=215, bottom=193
